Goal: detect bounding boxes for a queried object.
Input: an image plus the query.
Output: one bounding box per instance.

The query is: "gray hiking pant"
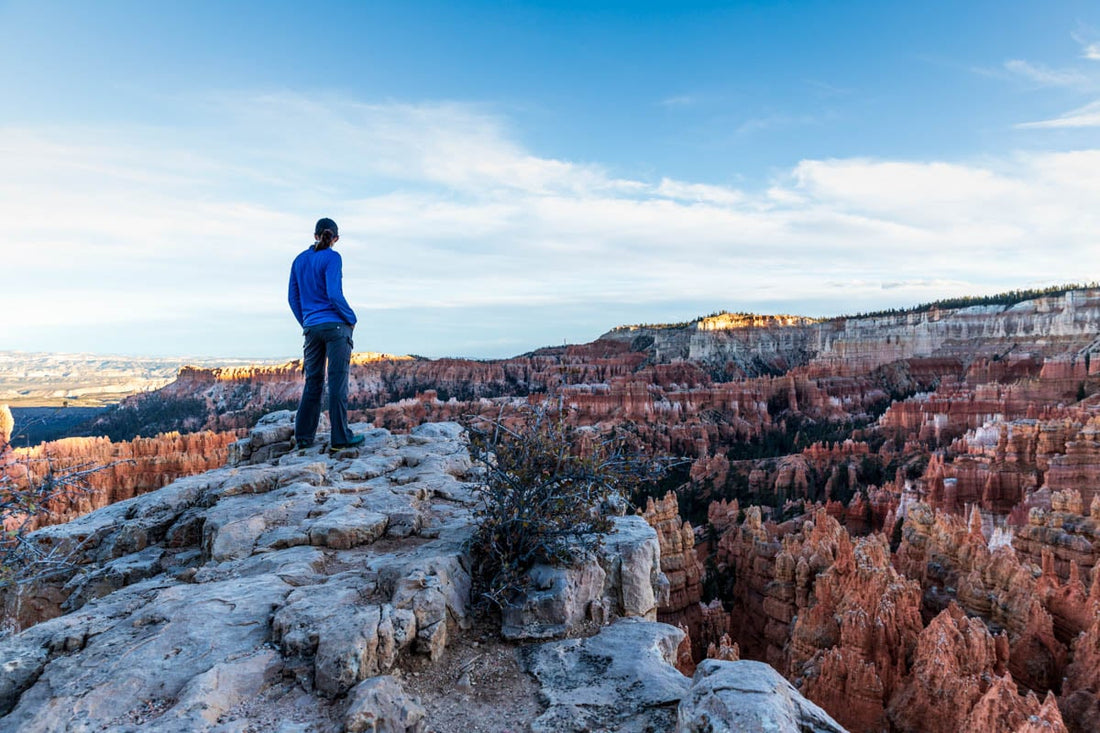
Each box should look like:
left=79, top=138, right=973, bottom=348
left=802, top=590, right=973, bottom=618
left=295, top=321, right=354, bottom=446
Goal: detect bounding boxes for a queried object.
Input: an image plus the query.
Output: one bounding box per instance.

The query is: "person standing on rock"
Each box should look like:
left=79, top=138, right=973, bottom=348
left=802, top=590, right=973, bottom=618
left=288, top=217, right=365, bottom=450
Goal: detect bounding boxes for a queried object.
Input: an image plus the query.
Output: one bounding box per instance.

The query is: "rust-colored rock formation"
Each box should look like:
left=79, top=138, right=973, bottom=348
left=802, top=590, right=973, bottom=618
left=642, top=491, right=704, bottom=617
left=1063, top=613, right=1100, bottom=733
left=789, top=532, right=923, bottom=732
left=967, top=680, right=1068, bottom=733
left=705, top=632, right=740, bottom=662
left=887, top=603, right=1014, bottom=733
left=893, top=502, right=1075, bottom=695
left=700, top=493, right=1087, bottom=731
left=3, top=431, right=236, bottom=534
left=1014, top=490, right=1100, bottom=587
left=1046, top=422, right=1100, bottom=508
left=714, top=508, right=847, bottom=670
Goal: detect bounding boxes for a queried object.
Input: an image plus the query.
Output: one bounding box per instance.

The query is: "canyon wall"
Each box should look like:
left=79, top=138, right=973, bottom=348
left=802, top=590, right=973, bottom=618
left=604, top=289, right=1100, bottom=376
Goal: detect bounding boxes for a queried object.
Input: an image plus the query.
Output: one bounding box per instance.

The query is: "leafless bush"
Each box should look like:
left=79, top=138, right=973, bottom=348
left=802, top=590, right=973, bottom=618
left=0, top=407, right=118, bottom=590
left=0, top=457, right=114, bottom=589
left=463, top=402, right=665, bottom=610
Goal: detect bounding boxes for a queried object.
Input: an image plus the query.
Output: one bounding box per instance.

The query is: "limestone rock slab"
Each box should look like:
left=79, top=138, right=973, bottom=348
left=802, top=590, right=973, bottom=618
left=344, top=675, right=427, bottom=733
left=676, top=659, right=847, bottom=733
left=0, top=416, right=478, bottom=730
left=0, top=574, right=292, bottom=731
left=524, top=618, right=689, bottom=732
left=502, top=514, right=668, bottom=640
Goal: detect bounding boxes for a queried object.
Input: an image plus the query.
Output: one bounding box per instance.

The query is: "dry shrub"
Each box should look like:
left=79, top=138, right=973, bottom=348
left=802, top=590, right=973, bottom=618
left=464, top=403, right=659, bottom=610
left=1, top=407, right=118, bottom=591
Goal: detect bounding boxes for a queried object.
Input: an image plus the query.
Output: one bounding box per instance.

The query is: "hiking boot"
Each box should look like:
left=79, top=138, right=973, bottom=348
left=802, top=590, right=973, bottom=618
left=330, top=434, right=365, bottom=450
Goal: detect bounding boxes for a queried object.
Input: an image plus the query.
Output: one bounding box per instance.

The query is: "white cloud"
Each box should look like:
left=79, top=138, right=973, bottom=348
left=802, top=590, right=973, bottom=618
left=786, top=159, right=1028, bottom=222
left=1003, top=42, right=1100, bottom=131
left=658, top=95, right=698, bottom=108
left=1070, top=30, right=1100, bottom=62
left=1003, top=59, right=1089, bottom=87
left=1018, top=100, right=1100, bottom=128
left=735, top=113, right=821, bottom=136
left=2, top=92, right=1099, bottom=357
left=655, top=178, right=744, bottom=206
left=803, top=79, right=853, bottom=98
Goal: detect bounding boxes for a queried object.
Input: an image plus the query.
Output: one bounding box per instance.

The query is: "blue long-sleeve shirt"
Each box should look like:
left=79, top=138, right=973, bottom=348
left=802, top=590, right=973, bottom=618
left=288, top=246, right=357, bottom=328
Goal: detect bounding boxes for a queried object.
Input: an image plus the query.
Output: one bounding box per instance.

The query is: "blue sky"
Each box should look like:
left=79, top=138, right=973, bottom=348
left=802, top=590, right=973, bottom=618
left=1, top=1, right=1099, bottom=358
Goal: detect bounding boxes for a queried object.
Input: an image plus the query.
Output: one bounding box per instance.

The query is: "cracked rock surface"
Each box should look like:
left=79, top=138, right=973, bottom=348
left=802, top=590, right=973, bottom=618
left=523, top=618, right=691, bottom=732
left=0, top=416, right=475, bottom=732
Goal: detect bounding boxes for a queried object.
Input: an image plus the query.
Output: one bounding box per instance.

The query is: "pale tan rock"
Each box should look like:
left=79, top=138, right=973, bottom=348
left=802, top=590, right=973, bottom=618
left=159, top=649, right=282, bottom=727
left=0, top=404, right=13, bottom=447
left=344, top=676, right=426, bottom=733
left=501, top=515, right=666, bottom=640
left=525, top=619, right=689, bottom=733
left=677, top=660, right=845, bottom=733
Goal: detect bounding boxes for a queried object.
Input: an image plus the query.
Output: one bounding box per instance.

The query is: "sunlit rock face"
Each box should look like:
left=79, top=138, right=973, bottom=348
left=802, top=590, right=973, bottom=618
left=605, top=313, right=823, bottom=375
left=607, top=289, right=1100, bottom=375
left=0, top=404, right=13, bottom=446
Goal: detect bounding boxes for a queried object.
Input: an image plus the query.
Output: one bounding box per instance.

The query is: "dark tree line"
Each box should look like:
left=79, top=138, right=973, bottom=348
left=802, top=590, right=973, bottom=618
left=837, top=282, right=1100, bottom=320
